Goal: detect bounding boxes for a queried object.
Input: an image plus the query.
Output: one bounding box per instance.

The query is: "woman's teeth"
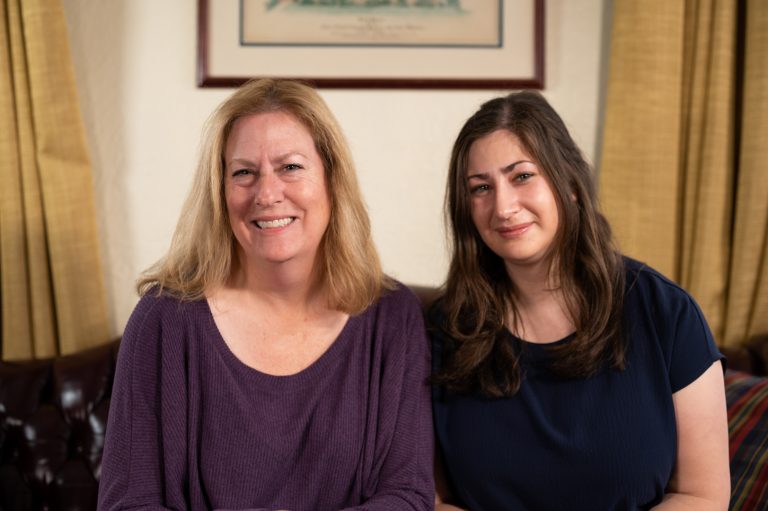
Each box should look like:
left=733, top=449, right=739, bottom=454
left=256, top=217, right=294, bottom=229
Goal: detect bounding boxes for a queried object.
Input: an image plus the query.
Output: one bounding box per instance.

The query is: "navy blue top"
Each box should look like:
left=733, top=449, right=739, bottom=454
left=431, top=259, right=724, bottom=511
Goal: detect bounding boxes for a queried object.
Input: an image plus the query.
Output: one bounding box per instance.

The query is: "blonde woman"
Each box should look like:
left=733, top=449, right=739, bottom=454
left=98, top=79, right=433, bottom=510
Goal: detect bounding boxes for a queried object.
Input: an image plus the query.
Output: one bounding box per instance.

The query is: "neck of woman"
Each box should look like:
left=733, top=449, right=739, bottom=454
left=504, top=258, right=558, bottom=306
left=226, top=255, right=330, bottom=316
left=505, top=259, right=574, bottom=343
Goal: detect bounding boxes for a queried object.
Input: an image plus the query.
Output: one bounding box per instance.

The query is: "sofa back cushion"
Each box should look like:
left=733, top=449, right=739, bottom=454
left=0, top=340, right=119, bottom=509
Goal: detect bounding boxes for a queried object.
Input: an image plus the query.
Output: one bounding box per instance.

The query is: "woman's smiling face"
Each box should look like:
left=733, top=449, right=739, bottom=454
left=224, top=110, right=330, bottom=271
left=466, top=129, right=560, bottom=274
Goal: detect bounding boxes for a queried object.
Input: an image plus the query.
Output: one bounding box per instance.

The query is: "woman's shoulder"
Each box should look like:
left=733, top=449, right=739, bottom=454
left=621, top=257, right=719, bottom=349
left=372, top=279, right=427, bottom=316
left=131, top=288, right=198, bottom=320
left=123, top=289, right=204, bottom=345
left=623, top=256, right=697, bottom=308
left=358, top=279, right=430, bottom=350
left=622, top=256, right=709, bottom=329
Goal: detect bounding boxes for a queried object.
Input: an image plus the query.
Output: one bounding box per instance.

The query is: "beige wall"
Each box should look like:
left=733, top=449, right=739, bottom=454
left=62, top=0, right=610, bottom=336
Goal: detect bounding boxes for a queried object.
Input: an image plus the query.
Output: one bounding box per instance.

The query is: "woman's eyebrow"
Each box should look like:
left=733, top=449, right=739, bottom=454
left=466, top=160, right=532, bottom=180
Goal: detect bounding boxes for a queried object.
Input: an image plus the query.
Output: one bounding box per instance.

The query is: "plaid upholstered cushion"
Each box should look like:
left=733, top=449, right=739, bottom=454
left=726, top=370, right=768, bottom=510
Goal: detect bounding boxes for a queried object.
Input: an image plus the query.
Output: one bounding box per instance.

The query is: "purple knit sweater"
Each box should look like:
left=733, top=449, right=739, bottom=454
left=97, top=284, right=434, bottom=511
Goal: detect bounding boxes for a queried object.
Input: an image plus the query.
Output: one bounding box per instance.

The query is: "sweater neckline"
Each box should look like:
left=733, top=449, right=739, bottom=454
left=198, top=299, right=356, bottom=391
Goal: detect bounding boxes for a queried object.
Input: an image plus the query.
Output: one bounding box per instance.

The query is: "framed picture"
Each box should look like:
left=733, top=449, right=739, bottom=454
left=197, top=0, right=544, bottom=89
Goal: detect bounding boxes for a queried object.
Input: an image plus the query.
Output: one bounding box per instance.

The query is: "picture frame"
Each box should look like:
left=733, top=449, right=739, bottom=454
left=197, top=0, right=545, bottom=89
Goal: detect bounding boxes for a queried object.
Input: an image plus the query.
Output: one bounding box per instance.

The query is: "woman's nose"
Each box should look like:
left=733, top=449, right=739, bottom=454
left=255, top=170, right=284, bottom=206
left=494, top=183, right=519, bottom=220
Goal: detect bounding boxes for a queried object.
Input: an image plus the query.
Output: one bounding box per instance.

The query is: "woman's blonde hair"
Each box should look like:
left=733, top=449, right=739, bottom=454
left=138, top=78, right=390, bottom=314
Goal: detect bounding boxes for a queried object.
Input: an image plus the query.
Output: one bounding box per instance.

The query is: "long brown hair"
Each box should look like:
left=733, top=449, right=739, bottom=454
left=433, top=91, right=626, bottom=397
left=138, top=78, right=391, bottom=313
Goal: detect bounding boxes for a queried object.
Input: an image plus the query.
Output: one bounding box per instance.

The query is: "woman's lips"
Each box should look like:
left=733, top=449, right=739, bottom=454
left=496, top=222, right=532, bottom=238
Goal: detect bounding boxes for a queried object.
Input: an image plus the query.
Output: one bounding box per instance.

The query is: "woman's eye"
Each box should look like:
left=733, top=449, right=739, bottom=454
left=284, top=163, right=302, bottom=172
left=470, top=184, right=490, bottom=195
left=232, top=169, right=251, bottom=177
left=514, top=172, right=534, bottom=182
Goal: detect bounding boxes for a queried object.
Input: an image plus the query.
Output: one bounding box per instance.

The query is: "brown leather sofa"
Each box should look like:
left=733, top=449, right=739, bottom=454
left=0, top=340, right=119, bottom=510
left=1, top=288, right=766, bottom=510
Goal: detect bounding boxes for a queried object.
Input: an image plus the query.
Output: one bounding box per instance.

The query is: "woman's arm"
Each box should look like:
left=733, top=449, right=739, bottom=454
left=652, top=361, right=730, bottom=510
left=97, top=296, right=186, bottom=510
left=341, top=289, right=435, bottom=510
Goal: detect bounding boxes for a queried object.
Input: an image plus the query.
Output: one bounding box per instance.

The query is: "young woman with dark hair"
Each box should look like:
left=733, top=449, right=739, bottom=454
left=431, top=91, right=729, bottom=510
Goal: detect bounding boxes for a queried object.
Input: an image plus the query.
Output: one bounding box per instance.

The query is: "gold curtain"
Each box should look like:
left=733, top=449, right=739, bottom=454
left=0, top=0, right=109, bottom=359
left=600, top=0, right=768, bottom=348
left=725, top=0, right=768, bottom=346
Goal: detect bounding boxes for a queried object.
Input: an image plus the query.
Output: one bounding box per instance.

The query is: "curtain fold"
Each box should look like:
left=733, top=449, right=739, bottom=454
left=599, top=1, right=686, bottom=278
left=677, top=0, right=735, bottom=343
left=0, top=0, right=109, bottom=359
left=600, top=0, right=768, bottom=348
left=725, top=0, right=768, bottom=346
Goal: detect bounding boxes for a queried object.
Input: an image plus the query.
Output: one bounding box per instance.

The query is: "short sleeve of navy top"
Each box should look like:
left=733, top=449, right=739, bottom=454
left=430, top=258, right=724, bottom=511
